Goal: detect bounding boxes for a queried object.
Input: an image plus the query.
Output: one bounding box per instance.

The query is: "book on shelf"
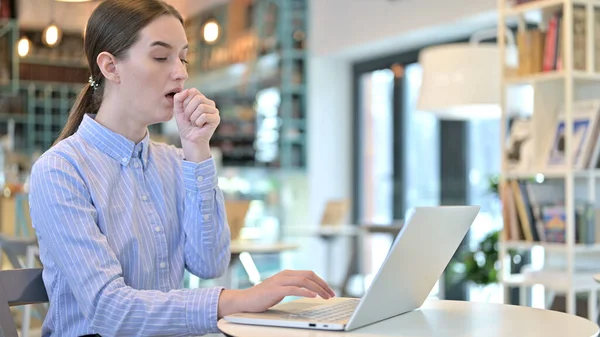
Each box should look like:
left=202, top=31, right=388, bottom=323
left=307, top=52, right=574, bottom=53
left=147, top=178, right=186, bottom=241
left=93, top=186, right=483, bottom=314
left=517, top=29, right=545, bottom=75
left=500, top=178, right=599, bottom=245
left=513, top=6, right=592, bottom=76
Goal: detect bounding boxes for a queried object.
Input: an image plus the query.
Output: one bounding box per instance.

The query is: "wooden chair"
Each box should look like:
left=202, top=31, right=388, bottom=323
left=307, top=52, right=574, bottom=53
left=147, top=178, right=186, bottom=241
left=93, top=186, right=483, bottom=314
left=225, top=200, right=251, bottom=241
left=319, top=199, right=349, bottom=227
left=0, top=268, right=48, bottom=337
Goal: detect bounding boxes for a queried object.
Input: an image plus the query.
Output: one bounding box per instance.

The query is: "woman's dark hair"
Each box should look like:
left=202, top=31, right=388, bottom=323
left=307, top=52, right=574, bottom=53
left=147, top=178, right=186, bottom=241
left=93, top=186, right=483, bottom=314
left=54, top=0, right=183, bottom=145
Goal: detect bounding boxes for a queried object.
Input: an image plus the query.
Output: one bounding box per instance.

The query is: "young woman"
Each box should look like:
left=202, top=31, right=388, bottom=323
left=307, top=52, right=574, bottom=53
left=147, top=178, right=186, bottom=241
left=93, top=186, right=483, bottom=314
left=27, top=1, right=334, bottom=336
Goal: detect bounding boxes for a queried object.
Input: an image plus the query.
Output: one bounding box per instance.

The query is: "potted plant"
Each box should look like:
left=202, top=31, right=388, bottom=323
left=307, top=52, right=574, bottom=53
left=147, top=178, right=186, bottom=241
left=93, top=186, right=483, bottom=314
left=445, top=174, right=520, bottom=301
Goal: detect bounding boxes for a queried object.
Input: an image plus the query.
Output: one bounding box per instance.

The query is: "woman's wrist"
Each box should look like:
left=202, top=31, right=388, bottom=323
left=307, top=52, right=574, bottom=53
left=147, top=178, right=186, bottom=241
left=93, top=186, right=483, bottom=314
left=181, top=140, right=211, bottom=163
left=217, top=289, right=245, bottom=319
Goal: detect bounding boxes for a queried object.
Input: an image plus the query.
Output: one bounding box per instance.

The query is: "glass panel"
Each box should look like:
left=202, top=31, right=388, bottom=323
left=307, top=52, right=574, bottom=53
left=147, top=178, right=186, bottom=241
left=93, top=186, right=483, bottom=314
left=357, top=63, right=442, bottom=296
left=466, top=118, right=503, bottom=302
left=358, top=69, right=394, bottom=224
left=402, top=62, right=442, bottom=298
left=356, top=68, right=395, bottom=292
left=403, top=63, right=440, bottom=217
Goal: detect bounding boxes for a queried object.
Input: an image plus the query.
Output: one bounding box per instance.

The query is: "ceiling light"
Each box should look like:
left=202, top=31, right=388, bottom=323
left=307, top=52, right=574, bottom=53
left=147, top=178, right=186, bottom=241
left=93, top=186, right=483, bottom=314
left=417, top=28, right=520, bottom=120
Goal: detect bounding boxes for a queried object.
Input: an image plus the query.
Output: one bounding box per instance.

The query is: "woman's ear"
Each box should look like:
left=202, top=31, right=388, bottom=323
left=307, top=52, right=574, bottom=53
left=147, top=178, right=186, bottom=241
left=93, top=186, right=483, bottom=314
left=97, top=52, right=120, bottom=84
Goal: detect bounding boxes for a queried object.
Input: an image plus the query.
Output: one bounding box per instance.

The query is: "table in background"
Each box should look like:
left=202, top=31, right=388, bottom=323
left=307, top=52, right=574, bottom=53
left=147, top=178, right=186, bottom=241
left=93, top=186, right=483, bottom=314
left=218, top=299, right=600, bottom=337
left=285, top=225, right=360, bottom=286
left=218, top=241, right=299, bottom=289
left=285, top=224, right=403, bottom=296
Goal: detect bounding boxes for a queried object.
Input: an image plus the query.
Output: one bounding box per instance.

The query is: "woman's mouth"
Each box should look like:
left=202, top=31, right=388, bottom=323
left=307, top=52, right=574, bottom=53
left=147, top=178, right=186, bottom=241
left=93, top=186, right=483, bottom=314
left=165, top=92, right=176, bottom=105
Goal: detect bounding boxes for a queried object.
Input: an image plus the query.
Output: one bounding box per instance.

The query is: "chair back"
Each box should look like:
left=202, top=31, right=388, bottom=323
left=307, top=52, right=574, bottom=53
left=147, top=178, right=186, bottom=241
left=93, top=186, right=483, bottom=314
left=319, top=199, right=349, bottom=226
left=0, top=268, right=47, bottom=337
left=0, top=234, right=39, bottom=269
left=225, top=200, right=251, bottom=241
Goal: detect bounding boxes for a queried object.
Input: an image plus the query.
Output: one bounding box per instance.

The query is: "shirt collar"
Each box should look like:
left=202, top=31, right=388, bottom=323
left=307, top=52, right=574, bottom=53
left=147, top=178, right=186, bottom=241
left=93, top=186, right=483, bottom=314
left=77, top=114, right=150, bottom=168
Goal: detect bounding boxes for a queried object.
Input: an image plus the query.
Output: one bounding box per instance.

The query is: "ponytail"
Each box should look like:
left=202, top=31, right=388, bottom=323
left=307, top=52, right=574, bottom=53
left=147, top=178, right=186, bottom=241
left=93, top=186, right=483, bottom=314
left=53, top=81, right=101, bottom=146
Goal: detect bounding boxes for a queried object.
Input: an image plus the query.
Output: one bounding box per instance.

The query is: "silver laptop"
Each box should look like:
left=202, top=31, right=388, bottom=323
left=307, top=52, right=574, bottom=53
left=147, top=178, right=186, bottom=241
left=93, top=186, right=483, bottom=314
left=223, top=205, right=480, bottom=331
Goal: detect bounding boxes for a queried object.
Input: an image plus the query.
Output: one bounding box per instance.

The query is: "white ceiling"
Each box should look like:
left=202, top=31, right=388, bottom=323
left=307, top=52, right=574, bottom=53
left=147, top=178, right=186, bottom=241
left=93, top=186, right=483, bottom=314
left=18, top=0, right=228, bottom=33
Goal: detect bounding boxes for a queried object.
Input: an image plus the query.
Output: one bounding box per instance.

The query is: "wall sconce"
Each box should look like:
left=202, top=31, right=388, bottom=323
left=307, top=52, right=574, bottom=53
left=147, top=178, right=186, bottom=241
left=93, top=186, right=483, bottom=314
left=203, top=18, right=220, bottom=44
left=17, top=37, right=31, bottom=57
left=43, top=23, right=62, bottom=47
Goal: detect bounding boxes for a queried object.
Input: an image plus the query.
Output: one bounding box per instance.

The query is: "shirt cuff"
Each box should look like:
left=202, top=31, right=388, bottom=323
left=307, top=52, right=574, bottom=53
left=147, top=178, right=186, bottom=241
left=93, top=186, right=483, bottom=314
left=186, top=287, right=224, bottom=335
left=182, top=157, right=218, bottom=193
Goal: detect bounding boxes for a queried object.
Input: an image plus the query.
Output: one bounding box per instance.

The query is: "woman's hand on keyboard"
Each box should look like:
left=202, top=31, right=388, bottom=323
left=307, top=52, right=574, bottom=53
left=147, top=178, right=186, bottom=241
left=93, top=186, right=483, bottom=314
left=218, top=269, right=336, bottom=317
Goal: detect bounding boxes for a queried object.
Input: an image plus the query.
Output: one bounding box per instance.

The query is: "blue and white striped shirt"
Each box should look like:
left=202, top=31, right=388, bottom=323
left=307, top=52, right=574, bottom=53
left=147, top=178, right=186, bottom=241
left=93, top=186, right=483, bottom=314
left=28, top=114, right=231, bottom=336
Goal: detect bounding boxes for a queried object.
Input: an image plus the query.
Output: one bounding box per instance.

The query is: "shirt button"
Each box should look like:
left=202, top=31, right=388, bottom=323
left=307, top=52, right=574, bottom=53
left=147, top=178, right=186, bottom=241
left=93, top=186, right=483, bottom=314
left=134, top=162, right=140, bottom=169
left=197, top=176, right=204, bottom=182
left=154, top=226, right=161, bottom=232
left=141, top=195, right=148, bottom=201
left=203, top=214, right=210, bottom=220
left=159, top=262, right=166, bottom=269
left=121, top=157, right=128, bottom=163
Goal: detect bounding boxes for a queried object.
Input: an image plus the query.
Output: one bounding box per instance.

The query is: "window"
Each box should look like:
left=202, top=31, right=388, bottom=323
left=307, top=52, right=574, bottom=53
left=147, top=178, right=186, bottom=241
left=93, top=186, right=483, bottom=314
left=357, top=69, right=395, bottom=224
left=403, top=63, right=440, bottom=217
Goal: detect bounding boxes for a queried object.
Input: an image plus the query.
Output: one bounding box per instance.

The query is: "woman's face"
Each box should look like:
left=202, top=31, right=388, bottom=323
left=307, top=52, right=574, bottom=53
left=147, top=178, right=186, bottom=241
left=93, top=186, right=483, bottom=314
left=115, top=14, right=189, bottom=126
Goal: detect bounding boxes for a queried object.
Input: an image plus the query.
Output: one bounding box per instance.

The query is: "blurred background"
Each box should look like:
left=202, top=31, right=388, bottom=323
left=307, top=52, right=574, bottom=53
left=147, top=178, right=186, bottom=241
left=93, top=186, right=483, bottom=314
left=2, top=0, right=600, bottom=335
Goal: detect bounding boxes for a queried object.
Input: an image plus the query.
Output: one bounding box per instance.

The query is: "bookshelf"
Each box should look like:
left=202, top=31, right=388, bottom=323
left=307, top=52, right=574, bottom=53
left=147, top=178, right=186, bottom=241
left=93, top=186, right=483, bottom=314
left=505, top=0, right=590, bottom=16
left=184, top=0, right=308, bottom=169
left=498, top=0, right=600, bottom=319
left=504, top=70, right=600, bottom=84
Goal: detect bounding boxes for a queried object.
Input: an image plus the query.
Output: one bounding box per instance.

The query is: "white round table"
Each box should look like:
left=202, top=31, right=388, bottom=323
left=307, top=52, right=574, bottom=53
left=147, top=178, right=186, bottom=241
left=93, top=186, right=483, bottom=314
left=218, top=299, right=600, bottom=337
left=230, top=242, right=299, bottom=255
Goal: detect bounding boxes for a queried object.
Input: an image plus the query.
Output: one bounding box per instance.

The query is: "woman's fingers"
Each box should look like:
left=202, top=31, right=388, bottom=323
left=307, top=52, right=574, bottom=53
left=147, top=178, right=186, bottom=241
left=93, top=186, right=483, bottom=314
left=183, top=88, right=201, bottom=106
left=183, top=94, right=202, bottom=121
left=278, top=286, right=317, bottom=299
left=193, top=113, right=220, bottom=128
left=189, top=105, right=219, bottom=123
left=182, top=89, right=217, bottom=120
left=280, top=275, right=332, bottom=299
left=301, top=271, right=336, bottom=297
left=281, top=270, right=335, bottom=297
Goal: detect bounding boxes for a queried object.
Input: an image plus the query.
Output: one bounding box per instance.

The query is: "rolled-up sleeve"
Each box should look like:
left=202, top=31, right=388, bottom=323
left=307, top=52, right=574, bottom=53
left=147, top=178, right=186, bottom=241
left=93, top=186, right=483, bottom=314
left=29, top=153, right=224, bottom=336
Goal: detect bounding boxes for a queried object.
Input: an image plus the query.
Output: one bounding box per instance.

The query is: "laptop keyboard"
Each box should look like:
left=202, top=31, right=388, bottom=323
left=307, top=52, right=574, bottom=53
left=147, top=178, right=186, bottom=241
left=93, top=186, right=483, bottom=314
left=293, top=299, right=360, bottom=322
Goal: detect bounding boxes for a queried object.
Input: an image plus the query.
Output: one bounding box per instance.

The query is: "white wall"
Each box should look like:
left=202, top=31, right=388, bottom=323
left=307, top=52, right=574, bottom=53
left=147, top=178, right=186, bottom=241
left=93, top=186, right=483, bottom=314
left=307, top=56, right=352, bottom=226
left=306, top=0, right=500, bottom=224
left=310, top=0, right=498, bottom=59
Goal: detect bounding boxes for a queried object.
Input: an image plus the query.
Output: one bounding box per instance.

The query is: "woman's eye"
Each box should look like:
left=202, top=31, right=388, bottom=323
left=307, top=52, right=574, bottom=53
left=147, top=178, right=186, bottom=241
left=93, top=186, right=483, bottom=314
left=181, top=59, right=189, bottom=65
left=155, top=57, right=167, bottom=62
